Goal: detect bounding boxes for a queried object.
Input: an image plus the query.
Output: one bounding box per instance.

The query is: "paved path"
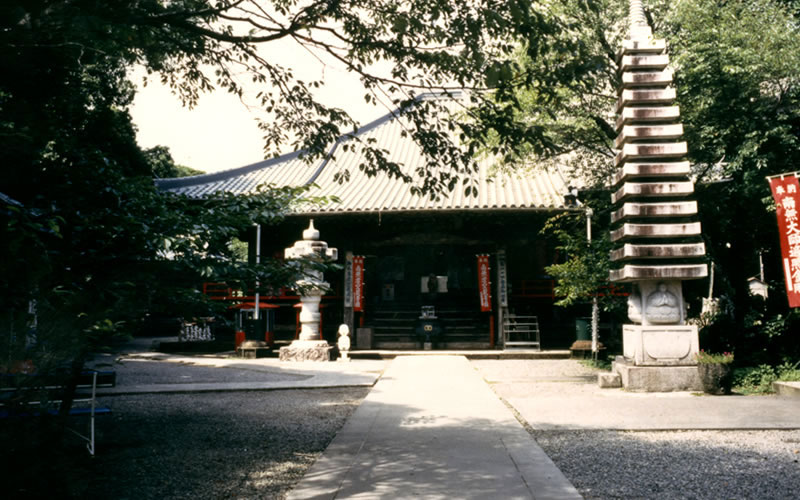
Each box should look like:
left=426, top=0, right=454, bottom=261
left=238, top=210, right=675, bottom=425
left=476, top=360, right=800, bottom=431
left=288, top=356, right=581, bottom=500
left=504, top=388, right=800, bottom=430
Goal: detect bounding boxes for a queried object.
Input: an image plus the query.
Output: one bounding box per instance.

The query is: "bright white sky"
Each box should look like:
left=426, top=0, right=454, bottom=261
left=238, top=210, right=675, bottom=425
left=130, top=41, right=393, bottom=174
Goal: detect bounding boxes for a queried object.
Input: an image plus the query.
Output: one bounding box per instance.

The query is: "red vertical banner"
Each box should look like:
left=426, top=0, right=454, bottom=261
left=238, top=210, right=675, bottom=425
left=477, top=254, right=492, bottom=312
left=352, top=256, right=365, bottom=312
left=768, top=174, right=800, bottom=308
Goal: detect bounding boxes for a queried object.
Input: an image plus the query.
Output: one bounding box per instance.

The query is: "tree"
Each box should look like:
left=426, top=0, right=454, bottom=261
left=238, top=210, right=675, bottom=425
left=0, top=0, right=567, bottom=418
left=480, top=0, right=627, bottom=180
left=145, top=146, right=205, bottom=178
left=662, top=0, right=800, bottom=361
left=502, top=0, right=800, bottom=361
left=1, top=0, right=565, bottom=196
left=543, top=201, right=623, bottom=312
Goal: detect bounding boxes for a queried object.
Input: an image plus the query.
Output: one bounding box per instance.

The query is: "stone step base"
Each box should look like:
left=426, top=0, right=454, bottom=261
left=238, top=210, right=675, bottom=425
left=613, top=358, right=702, bottom=392
left=773, top=381, right=800, bottom=397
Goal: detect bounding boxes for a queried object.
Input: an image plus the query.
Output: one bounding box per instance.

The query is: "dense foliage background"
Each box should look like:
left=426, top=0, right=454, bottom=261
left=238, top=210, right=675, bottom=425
left=514, top=0, right=800, bottom=364
left=2, top=0, right=798, bottom=380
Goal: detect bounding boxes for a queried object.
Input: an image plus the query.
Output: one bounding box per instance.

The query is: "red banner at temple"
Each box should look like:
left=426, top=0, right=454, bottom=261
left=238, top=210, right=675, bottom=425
left=352, top=256, right=365, bottom=312
left=477, top=254, right=492, bottom=312
left=768, top=174, right=800, bottom=308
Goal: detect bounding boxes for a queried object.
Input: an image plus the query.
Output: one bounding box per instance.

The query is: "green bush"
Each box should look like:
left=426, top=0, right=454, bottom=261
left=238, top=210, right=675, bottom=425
left=732, top=365, right=777, bottom=394
left=732, top=361, right=800, bottom=393
left=776, top=361, right=800, bottom=382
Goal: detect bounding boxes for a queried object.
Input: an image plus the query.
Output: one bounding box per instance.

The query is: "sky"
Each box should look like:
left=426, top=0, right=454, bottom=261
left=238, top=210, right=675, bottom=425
left=130, top=41, right=392, bottom=174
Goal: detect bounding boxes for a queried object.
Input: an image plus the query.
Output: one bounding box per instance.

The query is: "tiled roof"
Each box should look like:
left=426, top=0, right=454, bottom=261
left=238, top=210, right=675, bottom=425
left=156, top=94, right=573, bottom=213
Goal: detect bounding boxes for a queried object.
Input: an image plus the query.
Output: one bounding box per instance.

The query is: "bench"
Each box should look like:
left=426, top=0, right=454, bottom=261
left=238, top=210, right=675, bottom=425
left=0, top=370, right=116, bottom=456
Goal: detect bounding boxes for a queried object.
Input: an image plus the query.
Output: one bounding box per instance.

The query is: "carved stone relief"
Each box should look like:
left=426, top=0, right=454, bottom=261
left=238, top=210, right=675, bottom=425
left=627, top=288, right=643, bottom=324
left=644, top=282, right=681, bottom=324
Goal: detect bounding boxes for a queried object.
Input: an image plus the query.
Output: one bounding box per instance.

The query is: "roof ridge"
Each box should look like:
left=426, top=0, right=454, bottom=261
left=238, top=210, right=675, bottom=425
left=154, top=91, right=462, bottom=191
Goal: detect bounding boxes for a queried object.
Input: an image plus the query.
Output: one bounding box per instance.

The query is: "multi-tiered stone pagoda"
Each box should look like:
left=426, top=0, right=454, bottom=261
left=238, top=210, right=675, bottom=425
left=607, top=0, right=708, bottom=391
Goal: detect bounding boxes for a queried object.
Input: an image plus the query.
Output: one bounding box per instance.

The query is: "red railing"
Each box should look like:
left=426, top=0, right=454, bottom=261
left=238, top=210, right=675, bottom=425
left=202, top=282, right=299, bottom=301
left=597, top=284, right=630, bottom=298
left=512, top=280, right=556, bottom=298
left=510, top=281, right=629, bottom=300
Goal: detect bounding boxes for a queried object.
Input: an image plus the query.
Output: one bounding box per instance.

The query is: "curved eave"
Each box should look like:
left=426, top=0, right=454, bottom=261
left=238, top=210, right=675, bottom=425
left=295, top=204, right=579, bottom=217
left=157, top=92, right=576, bottom=212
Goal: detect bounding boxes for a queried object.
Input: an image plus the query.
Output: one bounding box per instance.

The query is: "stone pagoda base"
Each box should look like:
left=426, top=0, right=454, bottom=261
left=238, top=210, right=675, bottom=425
left=623, top=324, right=699, bottom=366
left=602, top=324, right=703, bottom=392
left=279, top=340, right=333, bottom=362
left=613, top=357, right=702, bottom=392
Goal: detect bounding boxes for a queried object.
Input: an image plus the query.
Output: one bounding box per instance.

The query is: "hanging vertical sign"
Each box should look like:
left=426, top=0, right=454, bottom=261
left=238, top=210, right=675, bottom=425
left=477, top=254, right=492, bottom=312
left=352, top=256, right=365, bottom=312
left=344, top=254, right=353, bottom=308
left=768, top=173, right=800, bottom=308
left=497, top=250, right=508, bottom=307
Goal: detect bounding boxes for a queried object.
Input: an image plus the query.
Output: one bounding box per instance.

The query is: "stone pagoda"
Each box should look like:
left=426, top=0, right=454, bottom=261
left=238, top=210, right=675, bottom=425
left=607, top=0, right=708, bottom=391
left=279, top=220, right=338, bottom=362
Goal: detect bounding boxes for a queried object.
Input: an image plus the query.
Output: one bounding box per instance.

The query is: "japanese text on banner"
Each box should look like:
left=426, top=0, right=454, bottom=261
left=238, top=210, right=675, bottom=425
left=477, top=254, right=492, bottom=312
left=768, top=174, right=800, bottom=308
left=352, top=256, right=365, bottom=312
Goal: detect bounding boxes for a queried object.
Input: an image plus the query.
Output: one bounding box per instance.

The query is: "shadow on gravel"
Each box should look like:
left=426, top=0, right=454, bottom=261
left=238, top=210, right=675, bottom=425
left=2, top=387, right=369, bottom=499
left=108, top=358, right=313, bottom=386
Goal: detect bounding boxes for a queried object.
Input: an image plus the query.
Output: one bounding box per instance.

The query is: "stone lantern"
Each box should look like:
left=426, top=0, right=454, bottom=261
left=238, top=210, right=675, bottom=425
left=279, top=220, right=338, bottom=362
left=605, top=0, right=708, bottom=391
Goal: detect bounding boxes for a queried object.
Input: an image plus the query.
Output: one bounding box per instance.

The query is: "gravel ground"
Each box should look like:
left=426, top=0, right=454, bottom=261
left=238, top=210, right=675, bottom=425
left=2, top=355, right=368, bottom=500
left=107, top=357, right=312, bottom=386
left=472, top=359, right=800, bottom=500
left=534, top=429, right=800, bottom=500
left=86, top=388, right=369, bottom=499
left=472, top=358, right=602, bottom=382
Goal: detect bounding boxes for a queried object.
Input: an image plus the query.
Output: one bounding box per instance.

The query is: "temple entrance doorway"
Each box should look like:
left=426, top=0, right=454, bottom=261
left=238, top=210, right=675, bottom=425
left=362, top=244, right=492, bottom=349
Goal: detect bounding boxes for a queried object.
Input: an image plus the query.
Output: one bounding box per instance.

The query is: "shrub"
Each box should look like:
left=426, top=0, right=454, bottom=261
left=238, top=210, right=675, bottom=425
left=730, top=361, right=800, bottom=394
left=695, top=350, right=734, bottom=364
left=732, top=365, right=777, bottom=394
left=776, top=361, right=800, bottom=382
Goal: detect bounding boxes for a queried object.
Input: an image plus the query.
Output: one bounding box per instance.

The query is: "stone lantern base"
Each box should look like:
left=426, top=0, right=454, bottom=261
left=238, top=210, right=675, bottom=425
left=279, top=340, right=333, bottom=362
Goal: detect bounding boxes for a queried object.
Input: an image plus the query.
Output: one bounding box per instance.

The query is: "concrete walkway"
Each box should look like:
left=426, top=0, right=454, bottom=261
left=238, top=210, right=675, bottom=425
left=476, top=360, right=800, bottom=431
left=288, top=356, right=581, bottom=500
left=503, top=387, right=800, bottom=431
